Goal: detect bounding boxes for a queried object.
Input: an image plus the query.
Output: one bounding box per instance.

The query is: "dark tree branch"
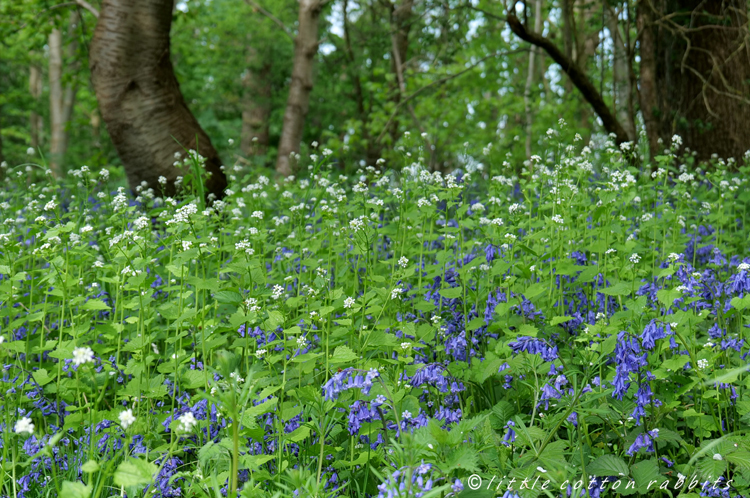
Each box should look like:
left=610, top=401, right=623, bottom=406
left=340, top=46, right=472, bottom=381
left=506, top=13, right=630, bottom=145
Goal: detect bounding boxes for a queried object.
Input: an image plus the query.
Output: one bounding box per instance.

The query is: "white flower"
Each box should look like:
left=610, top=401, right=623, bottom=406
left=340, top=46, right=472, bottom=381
left=402, top=410, right=412, bottom=420
left=177, top=412, right=197, bottom=432
left=251, top=211, right=264, bottom=219
left=738, top=262, right=750, bottom=271
left=26, top=147, right=35, bottom=156
left=14, top=416, right=34, bottom=434
left=344, top=297, right=355, bottom=309
left=272, top=284, right=284, bottom=300
left=181, top=240, right=192, bottom=251
left=697, top=358, right=709, bottom=370
left=255, top=348, right=267, bottom=358
left=400, top=342, right=410, bottom=351
left=119, top=409, right=136, bottom=429
left=629, top=253, right=641, bottom=264
left=391, top=286, right=404, bottom=300
left=398, top=256, right=409, bottom=269
left=72, top=347, right=95, bottom=366
left=551, top=215, right=564, bottom=224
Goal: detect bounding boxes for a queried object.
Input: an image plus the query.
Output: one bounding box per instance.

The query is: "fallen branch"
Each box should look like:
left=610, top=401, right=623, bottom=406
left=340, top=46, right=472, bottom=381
left=506, top=13, right=630, bottom=145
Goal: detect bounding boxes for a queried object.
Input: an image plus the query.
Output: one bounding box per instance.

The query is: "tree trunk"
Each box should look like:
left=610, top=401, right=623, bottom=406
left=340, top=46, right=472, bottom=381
left=387, top=0, right=414, bottom=145
left=241, top=47, right=271, bottom=157
left=89, top=0, right=227, bottom=196
left=276, top=0, right=323, bottom=177
left=636, top=0, right=660, bottom=156
left=644, top=0, right=750, bottom=162
left=524, top=0, right=543, bottom=158
left=29, top=64, right=43, bottom=149
left=49, top=13, right=81, bottom=178
left=608, top=6, right=636, bottom=141
left=49, top=28, right=65, bottom=178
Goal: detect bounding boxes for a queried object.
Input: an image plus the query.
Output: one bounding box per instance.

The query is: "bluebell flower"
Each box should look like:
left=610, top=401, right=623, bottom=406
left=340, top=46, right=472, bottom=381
left=501, top=421, right=516, bottom=446
left=626, top=429, right=659, bottom=456
left=508, top=336, right=558, bottom=362
left=322, top=368, right=380, bottom=401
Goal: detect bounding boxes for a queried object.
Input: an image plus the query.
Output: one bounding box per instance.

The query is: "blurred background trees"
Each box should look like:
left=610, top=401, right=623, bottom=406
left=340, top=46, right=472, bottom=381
left=1, top=0, right=749, bottom=182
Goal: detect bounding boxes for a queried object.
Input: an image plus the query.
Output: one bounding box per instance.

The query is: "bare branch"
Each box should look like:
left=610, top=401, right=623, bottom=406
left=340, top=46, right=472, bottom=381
left=506, top=13, right=630, bottom=145
left=243, top=0, right=294, bottom=40
left=375, top=49, right=526, bottom=144
left=75, top=0, right=99, bottom=18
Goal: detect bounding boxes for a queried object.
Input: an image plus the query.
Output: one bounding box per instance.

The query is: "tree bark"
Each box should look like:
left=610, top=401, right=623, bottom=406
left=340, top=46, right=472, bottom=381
left=49, top=28, right=65, bottom=177
left=49, top=13, right=81, bottom=177
left=275, top=0, right=323, bottom=177
left=387, top=0, right=414, bottom=145
left=608, top=6, right=636, bottom=141
left=507, top=13, right=630, bottom=145
left=241, top=47, right=272, bottom=157
left=636, top=0, right=661, bottom=156
left=29, top=64, right=43, bottom=149
left=644, top=0, right=750, bottom=162
left=523, top=0, right=543, bottom=158
left=89, top=0, right=227, bottom=196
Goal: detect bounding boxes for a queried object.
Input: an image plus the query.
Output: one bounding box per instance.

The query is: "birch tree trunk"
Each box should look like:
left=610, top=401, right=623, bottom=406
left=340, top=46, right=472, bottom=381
left=89, top=0, right=227, bottom=196
left=275, top=0, right=323, bottom=177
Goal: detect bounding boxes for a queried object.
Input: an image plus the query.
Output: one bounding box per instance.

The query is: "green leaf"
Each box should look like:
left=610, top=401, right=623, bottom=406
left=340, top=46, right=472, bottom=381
left=81, top=460, right=100, bottom=473
left=662, top=355, right=690, bottom=371
left=550, top=316, right=574, bottom=326
left=698, top=457, right=727, bottom=481
left=657, top=289, right=681, bottom=308
left=439, top=287, right=463, bottom=299
left=60, top=481, right=91, bottom=498
left=730, top=295, right=750, bottom=311
left=630, top=458, right=661, bottom=493
left=587, top=455, right=629, bottom=477
left=330, top=345, right=358, bottom=364
left=726, top=451, right=750, bottom=473
left=522, top=282, right=546, bottom=300
left=214, top=291, right=243, bottom=305
left=264, top=310, right=284, bottom=329
left=241, top=454, right=275, bottom=470
left=32, top=368, right=53, bottom=386
left=600, top=283, right=631, bottom=296
left=81, top=299, right=110, bottom=311
left=113, top=458, right=157, bottom=487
